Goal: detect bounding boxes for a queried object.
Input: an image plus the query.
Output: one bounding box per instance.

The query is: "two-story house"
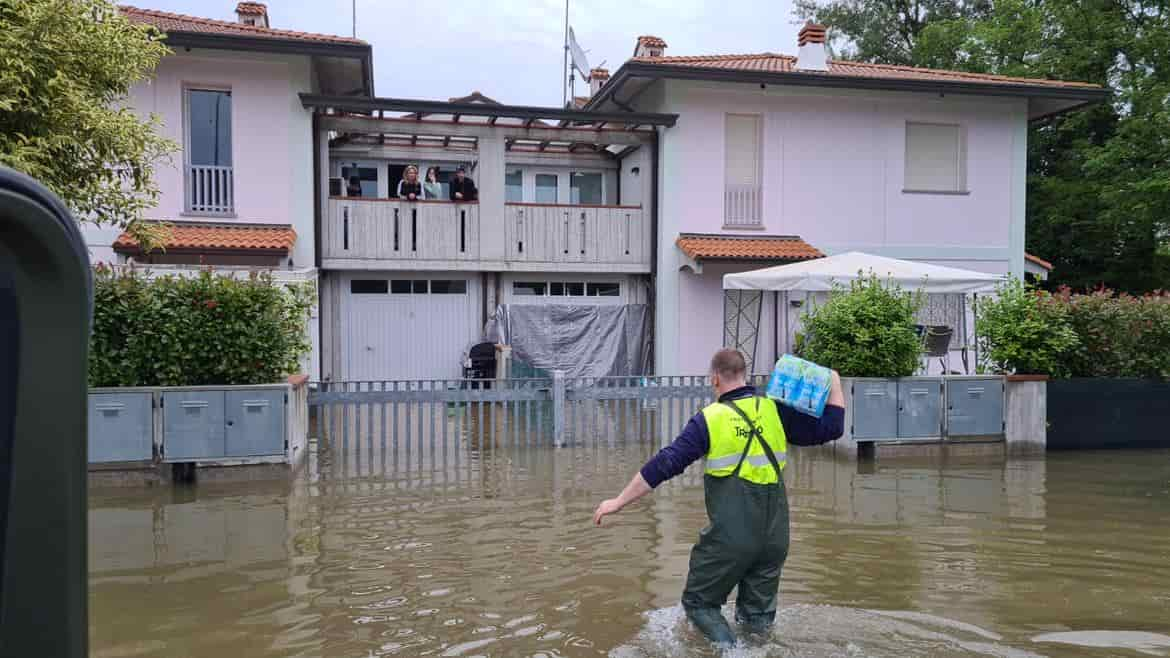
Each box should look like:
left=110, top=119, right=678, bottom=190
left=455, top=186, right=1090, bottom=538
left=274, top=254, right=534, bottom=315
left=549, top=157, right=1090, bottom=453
left=84, top=2, right=372, bottom=378
left=584, top=26, right=1105, bottom=375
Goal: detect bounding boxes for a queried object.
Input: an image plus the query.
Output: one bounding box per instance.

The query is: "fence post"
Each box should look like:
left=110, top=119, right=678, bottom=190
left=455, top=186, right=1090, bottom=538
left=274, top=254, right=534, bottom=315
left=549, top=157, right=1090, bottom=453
left=552, top=369, right=566, bottom=447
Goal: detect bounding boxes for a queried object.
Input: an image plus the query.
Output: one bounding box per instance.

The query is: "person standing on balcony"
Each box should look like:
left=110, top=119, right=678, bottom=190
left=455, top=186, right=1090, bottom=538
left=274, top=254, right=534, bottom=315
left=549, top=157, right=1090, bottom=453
left=592, top=349, right=846, bottom=648
left=449, top=165, right=478, bottom=202
left=397, top=165, right=423, bottom=201
left=423, top=166, right=443, bottom=200
left=346, top=175, right=362, bottom=197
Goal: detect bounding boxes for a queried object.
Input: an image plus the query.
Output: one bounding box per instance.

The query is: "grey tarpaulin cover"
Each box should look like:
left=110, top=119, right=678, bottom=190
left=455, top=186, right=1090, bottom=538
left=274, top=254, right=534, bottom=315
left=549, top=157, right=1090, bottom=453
left=486, top=304, right=650, bottom=379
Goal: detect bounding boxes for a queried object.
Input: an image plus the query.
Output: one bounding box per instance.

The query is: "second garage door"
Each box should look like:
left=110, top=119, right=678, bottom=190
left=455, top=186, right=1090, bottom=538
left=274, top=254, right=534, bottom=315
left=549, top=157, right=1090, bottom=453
left=343, top=273, right=481, bottom=381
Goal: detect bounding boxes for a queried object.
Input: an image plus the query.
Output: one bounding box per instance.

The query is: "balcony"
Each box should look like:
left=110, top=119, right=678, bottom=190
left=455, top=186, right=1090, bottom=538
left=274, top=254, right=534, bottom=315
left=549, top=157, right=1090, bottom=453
left=186, top=164, right=234, bottom=215
left=724, top=183, right=762, bottom=228
left=323, top=197, right=649, bottom=272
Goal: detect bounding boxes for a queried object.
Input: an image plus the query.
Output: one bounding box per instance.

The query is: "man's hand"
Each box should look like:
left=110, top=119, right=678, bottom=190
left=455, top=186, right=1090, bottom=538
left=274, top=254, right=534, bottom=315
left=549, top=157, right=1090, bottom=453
left=827, top=369, right=845, bottom=408
left=593, top=498, right=623, bottom=525
left=455, top=192, right=464, bottom=199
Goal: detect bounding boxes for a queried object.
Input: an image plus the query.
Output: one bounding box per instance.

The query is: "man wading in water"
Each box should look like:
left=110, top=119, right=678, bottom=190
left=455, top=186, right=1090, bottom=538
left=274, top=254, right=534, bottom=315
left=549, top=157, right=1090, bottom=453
left=593, top=349, right=845, bottom=647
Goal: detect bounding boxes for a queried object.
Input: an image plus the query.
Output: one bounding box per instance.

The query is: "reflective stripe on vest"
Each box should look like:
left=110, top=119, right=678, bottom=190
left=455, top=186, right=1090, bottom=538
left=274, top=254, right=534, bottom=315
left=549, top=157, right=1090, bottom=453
left=701, top=397, right=788, bottom=484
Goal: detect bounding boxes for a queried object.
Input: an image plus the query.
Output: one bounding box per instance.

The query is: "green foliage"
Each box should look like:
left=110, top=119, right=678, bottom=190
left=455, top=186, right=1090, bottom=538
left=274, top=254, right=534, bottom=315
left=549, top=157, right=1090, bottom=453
left=1057, top=287, right=1170, bottom=379
left=794, top=0, right=992, bottom=65
left=975, top=279, right=1079, bottom=376
left=0, top=0, right=175, bottom=247
left=797, top=274, right=923, bottom=377
left=795, top=0, right=1170, bottom=293
left=89, top=267, right=315, bottom=387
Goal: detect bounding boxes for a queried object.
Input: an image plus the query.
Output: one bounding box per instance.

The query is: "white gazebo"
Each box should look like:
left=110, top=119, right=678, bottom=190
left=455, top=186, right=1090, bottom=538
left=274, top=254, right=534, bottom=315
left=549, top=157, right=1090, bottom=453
left=721, top=252, right=1005, bottom=374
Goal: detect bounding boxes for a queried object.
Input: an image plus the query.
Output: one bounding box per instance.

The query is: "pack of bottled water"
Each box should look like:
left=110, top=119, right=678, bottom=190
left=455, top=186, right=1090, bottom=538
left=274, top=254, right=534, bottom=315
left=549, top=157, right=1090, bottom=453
left=765, top=354, right=833, bottom=418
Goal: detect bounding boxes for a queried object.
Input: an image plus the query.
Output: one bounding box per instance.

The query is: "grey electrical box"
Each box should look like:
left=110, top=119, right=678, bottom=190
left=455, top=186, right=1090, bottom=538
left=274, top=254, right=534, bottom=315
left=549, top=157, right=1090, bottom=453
left=87, top=392, right=153, bottom=462
left=162, top=390, right=226, bottom=461
left=225, top=390, right=285, bottom=457
left=947, top=378, right=1005, bottom=436
left=897, top=379, right=943, bottom=439
left=851, top=379, right=898, bottom=439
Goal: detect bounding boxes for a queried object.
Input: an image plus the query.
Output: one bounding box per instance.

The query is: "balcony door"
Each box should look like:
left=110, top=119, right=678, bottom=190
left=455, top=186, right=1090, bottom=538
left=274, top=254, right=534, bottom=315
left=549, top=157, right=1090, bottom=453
left=185, top=88, right=233, bottom=214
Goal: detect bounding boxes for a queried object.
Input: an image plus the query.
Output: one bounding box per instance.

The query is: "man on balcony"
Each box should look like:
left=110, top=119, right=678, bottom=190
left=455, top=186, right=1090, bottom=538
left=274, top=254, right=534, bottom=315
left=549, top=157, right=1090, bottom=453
left=449, top=165, right=478, bottom=202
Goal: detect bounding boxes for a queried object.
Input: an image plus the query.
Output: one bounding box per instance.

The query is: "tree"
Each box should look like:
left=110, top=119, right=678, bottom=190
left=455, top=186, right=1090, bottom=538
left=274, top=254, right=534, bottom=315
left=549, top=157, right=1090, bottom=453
left=0, top=0, right=174, bottom=247
left=793, top=0, right=992, bottom=65
left=795, top=0, right=1170, bottom=293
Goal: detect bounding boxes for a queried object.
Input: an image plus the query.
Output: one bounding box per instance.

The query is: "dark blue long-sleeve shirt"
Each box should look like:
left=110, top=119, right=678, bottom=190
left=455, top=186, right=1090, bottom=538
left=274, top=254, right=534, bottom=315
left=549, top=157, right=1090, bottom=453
left=639, top=385, right=845, bottom=488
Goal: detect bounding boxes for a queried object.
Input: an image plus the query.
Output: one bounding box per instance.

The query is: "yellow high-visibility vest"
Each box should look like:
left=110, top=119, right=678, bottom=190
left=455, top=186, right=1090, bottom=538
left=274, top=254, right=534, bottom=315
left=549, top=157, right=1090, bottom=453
left=701, top=397, right=788, bottom=484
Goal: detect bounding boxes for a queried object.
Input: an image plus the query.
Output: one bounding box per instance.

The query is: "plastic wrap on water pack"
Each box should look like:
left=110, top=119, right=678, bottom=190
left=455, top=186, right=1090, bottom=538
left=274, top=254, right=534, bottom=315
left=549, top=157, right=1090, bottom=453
left=766, top=354, right=832, bottom=418
left=485, top=304, right=650, bottom=380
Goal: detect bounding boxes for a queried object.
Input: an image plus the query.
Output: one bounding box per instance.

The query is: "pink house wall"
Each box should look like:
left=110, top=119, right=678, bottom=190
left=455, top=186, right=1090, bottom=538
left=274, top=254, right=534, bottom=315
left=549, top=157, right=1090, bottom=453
left=122, top=49, right=316, bottom=265
left=656, top=81, right=1027, bottom=374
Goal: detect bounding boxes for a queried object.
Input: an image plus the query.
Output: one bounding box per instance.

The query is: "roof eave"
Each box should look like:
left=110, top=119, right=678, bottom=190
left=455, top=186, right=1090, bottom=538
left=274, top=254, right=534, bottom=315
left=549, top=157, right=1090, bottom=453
left=589, top=61, right=1108, bottom=117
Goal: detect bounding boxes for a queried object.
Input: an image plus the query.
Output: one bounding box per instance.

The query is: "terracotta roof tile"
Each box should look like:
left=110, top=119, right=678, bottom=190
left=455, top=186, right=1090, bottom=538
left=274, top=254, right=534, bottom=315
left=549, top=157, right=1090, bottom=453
left=1025, top=253, right=1053, bottom=271
left=235, top=2, right=267, bottom=16
left=637, top=35, right=667, bottom=48
left=630, top=53, right=1100, bottom=90
left=113, top=222, right=297, bottom=253
left=676, top=233, right=822, bottom=261
left=118, top=5, right=366, bottom=46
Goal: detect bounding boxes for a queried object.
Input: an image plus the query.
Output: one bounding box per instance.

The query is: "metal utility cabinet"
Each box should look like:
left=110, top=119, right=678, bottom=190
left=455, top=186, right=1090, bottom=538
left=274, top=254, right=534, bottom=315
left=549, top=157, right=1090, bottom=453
left=946, top=377, right=1005, bottom=437
left=88, top=392, right=154, bottom=463
left=849, top=376, right=1003, bottom=442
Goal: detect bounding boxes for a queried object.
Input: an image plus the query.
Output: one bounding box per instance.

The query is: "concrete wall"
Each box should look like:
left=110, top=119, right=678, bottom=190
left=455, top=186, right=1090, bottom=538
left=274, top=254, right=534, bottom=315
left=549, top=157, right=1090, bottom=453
left=641, top=79, right=1027, bottom=373
left=82, top=49, right=316, bottom=267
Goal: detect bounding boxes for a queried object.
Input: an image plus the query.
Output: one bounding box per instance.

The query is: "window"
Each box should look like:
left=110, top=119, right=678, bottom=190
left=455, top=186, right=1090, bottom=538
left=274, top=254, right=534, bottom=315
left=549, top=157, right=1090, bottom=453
left=535, top=174, right=558, bottom=203
left=390, top=280, right=412, bottom=294
left=513, top=281, right=547, bottom=296
left=724, top=114, right=761, bottom=226
left=564, top=282, right=585, bottom=296
left=587, top=282, right=621, bottom=297
left=549, top=282, right=564, bottom=296
left=904, top=122, right=966, bottom=193
left=571, top=172, right=603, bottom=205
left=185, top=88, right=233, bottom=213
left=188, top=89, right=232, bottom=167
left=506, top=169, right=523, bottom=202
left=342, top=166, right=378, bottom=198
left=412, top=280, right=429, bottom=294
left=430, top=280, right=467, bottom=294
left=350, top=279, right=388, bottom=294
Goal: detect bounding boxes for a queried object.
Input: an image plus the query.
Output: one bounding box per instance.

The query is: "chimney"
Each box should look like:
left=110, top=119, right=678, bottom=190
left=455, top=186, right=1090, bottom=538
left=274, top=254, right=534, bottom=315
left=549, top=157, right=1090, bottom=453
left=235, top=2, right=269, bottom=28
left=796, top=23, right=828, bottom=71
left=589, top=67, right=610, bottom=96
left=634, top=35, right=667, bottom=58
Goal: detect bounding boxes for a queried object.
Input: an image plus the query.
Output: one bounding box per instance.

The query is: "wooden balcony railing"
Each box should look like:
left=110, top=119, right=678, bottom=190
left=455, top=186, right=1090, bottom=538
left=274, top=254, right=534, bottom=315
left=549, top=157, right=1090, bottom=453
left=504, top=202, right=647, bottom=266
left=324, top=198, right=479, bottom=264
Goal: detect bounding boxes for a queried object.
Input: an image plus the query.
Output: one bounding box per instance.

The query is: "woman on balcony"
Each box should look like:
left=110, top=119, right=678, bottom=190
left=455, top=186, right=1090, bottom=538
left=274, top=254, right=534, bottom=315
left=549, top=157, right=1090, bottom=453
left=423, top=167, right=443, bottom=200
left=397, top=165, right=423, bottom=201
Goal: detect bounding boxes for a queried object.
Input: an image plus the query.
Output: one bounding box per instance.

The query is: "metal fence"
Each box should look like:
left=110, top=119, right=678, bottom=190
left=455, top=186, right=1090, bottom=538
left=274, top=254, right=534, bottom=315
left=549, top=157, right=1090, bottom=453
left=309, top=374, right=769, bottom=478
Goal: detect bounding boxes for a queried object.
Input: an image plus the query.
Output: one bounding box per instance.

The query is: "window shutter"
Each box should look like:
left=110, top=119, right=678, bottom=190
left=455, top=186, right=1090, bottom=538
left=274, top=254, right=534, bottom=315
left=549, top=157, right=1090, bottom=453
left=905, top=123, right=964, bottom=192
left=725, top=115, right=760, bottom=186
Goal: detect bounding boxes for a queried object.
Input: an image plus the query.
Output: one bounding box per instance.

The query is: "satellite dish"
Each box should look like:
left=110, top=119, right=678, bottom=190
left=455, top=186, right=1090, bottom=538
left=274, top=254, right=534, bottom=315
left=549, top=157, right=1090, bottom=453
left=568, top=27, right=590, bottom=78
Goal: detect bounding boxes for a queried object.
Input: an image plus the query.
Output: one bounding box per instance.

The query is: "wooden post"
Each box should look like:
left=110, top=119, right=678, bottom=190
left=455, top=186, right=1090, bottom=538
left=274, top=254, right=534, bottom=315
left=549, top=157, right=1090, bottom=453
left=552, top=370, right=566, bottom=447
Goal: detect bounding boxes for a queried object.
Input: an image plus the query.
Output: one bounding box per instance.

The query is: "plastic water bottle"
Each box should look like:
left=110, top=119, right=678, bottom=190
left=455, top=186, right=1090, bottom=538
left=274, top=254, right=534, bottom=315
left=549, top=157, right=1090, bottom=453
left=766, top=354, right=833, bottom=418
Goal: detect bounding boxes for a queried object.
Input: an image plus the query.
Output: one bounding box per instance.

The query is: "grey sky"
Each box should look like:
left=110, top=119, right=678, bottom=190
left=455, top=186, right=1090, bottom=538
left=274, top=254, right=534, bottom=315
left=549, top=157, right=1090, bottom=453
left=140, top=0, right=802, bottom=106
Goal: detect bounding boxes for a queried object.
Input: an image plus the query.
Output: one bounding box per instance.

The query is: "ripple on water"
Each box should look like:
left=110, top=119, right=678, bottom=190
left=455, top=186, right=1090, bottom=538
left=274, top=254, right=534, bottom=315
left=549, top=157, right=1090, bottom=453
left=612, top=604, right=1049, bottom=658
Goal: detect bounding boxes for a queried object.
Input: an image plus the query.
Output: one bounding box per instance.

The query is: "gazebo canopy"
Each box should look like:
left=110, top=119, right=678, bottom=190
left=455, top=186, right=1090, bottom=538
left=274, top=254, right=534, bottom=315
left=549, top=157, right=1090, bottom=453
left=722, top=251, right=1004, bottom=295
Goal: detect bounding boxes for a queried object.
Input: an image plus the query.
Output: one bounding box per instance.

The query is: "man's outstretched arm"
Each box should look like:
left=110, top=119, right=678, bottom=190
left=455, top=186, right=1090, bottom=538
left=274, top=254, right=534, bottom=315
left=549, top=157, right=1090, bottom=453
left=593, top=472, right=652, bottom=525
left=593, top=415, right=709, bottom=525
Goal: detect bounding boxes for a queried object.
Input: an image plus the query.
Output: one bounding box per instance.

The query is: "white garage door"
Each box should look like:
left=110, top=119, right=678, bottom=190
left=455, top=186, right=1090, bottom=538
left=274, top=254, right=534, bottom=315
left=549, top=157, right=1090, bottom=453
left=343, top=273, right=481, bottom=381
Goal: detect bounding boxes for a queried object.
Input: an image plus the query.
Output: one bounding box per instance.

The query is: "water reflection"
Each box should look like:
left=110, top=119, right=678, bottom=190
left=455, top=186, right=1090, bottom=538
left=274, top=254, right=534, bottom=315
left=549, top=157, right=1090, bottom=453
left=89, top=447, right=1170, bottom=657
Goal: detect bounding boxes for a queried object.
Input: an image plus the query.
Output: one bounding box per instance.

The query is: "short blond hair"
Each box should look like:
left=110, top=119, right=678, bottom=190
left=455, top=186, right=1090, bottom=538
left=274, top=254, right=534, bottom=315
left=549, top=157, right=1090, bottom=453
left=710, top=349, right=746, bottom=380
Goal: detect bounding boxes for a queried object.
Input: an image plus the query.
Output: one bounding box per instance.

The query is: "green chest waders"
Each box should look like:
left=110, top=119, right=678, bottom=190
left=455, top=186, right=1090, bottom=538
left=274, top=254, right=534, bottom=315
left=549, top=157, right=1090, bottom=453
left=681, top=400, right=791, bottom=646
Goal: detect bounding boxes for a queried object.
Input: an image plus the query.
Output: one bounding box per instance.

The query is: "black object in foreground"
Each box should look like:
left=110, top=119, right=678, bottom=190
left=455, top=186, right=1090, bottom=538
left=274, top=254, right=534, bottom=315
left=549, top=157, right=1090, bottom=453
left=0, top=166, right=92, bottom=658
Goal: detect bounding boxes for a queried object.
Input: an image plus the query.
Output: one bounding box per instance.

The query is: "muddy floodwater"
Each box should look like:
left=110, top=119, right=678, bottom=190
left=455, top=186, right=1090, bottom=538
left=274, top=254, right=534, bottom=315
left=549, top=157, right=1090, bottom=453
left=89, top=444, right=1170, bottom=657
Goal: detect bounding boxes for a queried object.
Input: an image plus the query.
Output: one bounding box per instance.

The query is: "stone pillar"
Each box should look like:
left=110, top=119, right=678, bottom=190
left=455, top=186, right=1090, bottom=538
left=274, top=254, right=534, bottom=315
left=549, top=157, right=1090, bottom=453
left=1005, top=375, right=1046, bottom=454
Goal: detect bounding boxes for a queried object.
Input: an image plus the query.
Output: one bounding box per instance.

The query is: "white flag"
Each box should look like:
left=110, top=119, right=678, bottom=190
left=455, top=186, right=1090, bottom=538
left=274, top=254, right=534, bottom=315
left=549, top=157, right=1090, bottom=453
left=568, top=27, right=590, bottom=77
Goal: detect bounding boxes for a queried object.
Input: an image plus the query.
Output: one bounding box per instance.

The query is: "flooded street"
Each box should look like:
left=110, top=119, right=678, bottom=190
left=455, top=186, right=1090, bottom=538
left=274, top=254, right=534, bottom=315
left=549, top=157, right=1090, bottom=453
left=89, top=444, right=1170, bottom=657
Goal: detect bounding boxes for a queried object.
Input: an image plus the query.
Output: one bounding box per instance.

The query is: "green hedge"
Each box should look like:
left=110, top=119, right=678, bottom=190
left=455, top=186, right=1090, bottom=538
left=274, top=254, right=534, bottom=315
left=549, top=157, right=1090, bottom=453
left=976, top=280, right=1170, bottom=378
left=89, top=267, right=315, bottom=387
left=797, top=274, right=923, bottom=378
